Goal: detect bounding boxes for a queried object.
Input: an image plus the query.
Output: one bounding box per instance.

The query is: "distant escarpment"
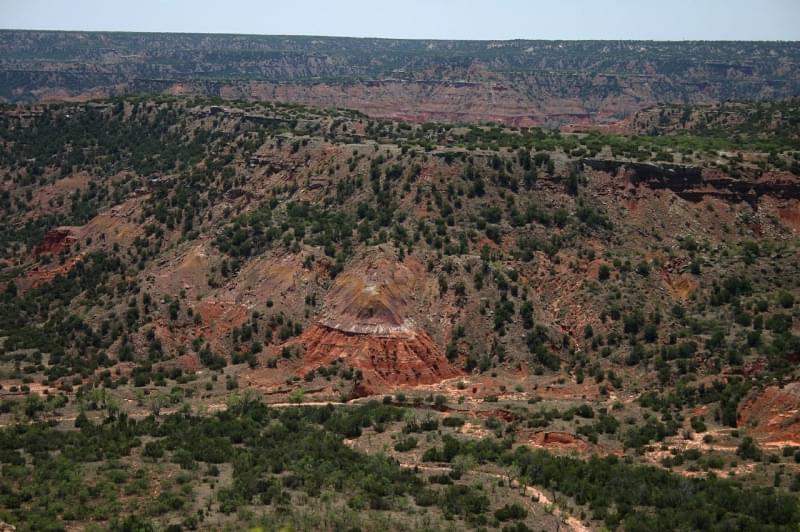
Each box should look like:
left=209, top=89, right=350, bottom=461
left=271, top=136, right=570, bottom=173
left=2, top=31, right=799, bottom=126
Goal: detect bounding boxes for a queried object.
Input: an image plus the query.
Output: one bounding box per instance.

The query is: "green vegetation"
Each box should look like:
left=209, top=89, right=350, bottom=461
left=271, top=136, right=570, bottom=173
left=424, top=434, right=799, bottom=530
left=4, top=399, right=799, bottom=531
left=0, top=95, right=798, bottom=531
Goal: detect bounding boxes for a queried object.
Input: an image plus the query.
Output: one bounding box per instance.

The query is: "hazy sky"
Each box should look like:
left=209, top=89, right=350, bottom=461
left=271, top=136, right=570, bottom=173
left=2, top=0, right=799, bottom=40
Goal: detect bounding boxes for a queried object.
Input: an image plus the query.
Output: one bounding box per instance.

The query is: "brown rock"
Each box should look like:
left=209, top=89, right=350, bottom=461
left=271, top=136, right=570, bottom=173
left=292, top=255, right=461, bottom=394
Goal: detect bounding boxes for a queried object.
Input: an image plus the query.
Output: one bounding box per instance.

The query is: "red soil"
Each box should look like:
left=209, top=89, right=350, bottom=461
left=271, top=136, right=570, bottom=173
left=778, top=204, right=800, bottom=233
left=153, top=299, right=250, bottom=358
left=20, top=255, right=83, bottom=291
left=738, top=381, right=800, bottom=446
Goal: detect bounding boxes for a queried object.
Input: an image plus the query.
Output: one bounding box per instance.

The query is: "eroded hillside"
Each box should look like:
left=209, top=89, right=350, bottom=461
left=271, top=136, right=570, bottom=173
left=0, top=97, right=799, bottom=531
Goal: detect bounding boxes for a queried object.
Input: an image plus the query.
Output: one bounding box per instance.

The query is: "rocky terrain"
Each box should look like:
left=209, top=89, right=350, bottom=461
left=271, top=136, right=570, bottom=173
left=0, top=94, right=798, bottom=531
left=2, top=31, right=800, bottom=126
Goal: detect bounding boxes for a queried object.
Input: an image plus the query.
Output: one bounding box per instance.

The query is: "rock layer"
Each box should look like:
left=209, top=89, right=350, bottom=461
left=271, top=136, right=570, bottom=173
left=583, top=158, right=800, bottom=204
left=293, top=256, right=460, bottom=393
left=298, top=324, right=460, bottom=394
left=3, top=32, right=799, bottom=126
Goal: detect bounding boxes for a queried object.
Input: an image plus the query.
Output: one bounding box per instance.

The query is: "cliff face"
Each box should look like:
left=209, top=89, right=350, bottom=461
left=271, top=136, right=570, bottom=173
left=297, top=324, right=460, bottom=395
left=2, top=31, right=799, bottom=125
left=582, top=159, right=703, bottom=188
left=582, top=159, right=800, bottom=204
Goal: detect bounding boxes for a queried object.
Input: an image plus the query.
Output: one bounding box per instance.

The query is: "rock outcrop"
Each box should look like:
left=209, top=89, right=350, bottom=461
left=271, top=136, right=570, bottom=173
left=582, top=158, right=800, bottom=203
left=293, top=256, right=461, bottom=394
left=33, top=228, right=77, bottom=255
left=523, top=430, right=594, bottom=454
left=738, top=382, right=800, bottom=446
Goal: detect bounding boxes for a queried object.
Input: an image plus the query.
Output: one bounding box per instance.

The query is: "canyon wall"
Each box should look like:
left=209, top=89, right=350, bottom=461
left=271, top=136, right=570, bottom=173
left=2, top=31, right=799, bottom=125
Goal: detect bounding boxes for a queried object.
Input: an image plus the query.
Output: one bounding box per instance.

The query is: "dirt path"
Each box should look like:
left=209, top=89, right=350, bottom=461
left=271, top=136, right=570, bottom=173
left=398, top=462, right=591, bottom=532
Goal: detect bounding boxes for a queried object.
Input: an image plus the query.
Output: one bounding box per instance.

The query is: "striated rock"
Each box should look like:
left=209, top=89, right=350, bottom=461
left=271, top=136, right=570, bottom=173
left=297, top=324, right=460, bottom=394
left=292, top=255, right=461, bottom=394
left=317, top=261, right=418, bottom=335
left=3, top=32, right=799, bottom=125
left=583, top=158, right=800, bottom=203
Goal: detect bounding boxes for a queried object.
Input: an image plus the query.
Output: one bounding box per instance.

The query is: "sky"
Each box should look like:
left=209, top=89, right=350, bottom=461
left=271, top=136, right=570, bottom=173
left=2, top=0, right=799, bottom=41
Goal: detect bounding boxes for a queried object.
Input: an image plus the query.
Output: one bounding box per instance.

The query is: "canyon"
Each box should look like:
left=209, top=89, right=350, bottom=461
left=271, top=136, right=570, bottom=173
left=2, top=31, right=800, bottom=126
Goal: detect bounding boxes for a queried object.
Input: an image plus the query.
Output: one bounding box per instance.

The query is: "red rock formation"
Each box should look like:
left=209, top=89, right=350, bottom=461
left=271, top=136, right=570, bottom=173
left=34, top=228, right=76, bottom=255
left=298, top=324, right=460, bottom=393
left=738, top=382, right=800, bottom=446
left=526, top=431, right=593, bottom=453
left=292, top=255, right=461, bottom=394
